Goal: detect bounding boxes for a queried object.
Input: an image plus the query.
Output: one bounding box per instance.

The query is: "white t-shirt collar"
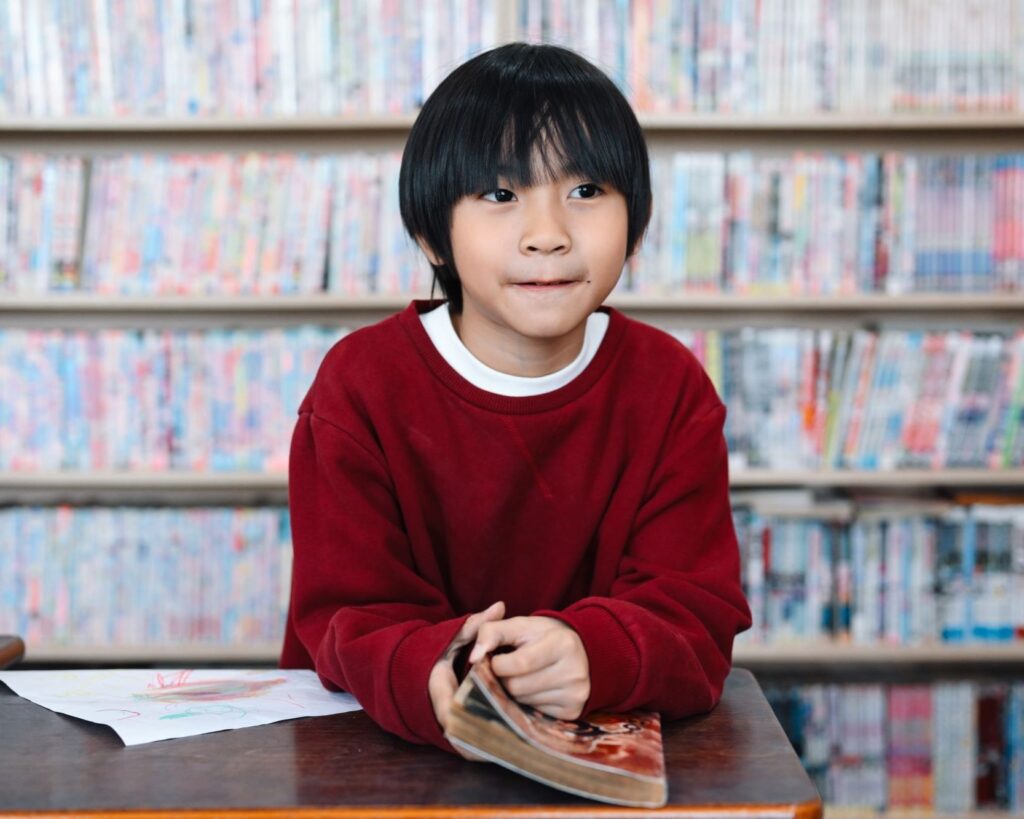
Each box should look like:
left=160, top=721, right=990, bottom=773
left=419, top=303, right=610, bottom=397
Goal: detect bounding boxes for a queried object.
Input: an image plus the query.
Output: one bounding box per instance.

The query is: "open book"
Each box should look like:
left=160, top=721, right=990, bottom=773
left=444, top=656, right=667, bottom=808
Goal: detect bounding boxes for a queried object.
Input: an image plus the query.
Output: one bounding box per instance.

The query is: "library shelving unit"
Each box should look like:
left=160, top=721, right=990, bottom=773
left=4, top=113, right=1024, bottom=663
left=3, top=30, right=1024, bottom=819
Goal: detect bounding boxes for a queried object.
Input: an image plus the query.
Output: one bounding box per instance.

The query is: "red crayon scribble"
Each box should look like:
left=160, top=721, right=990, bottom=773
left=133, top=670, right=286, bottom=704
left=97, top=708, right=141, bottom=720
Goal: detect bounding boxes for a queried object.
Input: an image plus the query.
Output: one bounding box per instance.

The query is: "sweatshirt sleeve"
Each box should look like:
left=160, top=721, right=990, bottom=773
left=534, top=397, right=752, bottom=721
left=283, top=405, right=467, bottom=752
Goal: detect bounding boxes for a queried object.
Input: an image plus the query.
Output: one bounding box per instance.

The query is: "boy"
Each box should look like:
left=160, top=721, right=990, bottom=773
left=280, top=42, right=751, bottom=756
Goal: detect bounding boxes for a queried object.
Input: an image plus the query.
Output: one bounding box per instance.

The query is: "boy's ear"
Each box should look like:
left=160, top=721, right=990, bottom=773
left=415, top=235, right=444, bottom=267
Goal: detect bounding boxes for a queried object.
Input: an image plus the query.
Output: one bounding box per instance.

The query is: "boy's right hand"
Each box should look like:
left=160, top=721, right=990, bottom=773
left=430, top=600, right=505, bottom=758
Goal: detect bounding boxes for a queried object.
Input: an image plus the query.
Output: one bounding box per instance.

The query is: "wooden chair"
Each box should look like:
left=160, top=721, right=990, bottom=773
left=0, top=635, right=25, bottom=669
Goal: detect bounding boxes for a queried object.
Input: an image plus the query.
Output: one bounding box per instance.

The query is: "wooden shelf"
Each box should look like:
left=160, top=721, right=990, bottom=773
left=3, top=292, right=1024, bottom=314
left=735, top=643, right=1024, bottom=666
left=730, top=469, right=1024, bottom=488
left=23, top=643, right=282, bottom=664
left=0, top=471, right=287, bottom=491
left=0, top=293, right=425, bottom=313
left=4, top=112, right=1024, bottom=133
left=2, top=468, right=1023, bottom=493
left=827, top=810, right=1015, bottom=819
left=24, top=641, right=1024, bottom=666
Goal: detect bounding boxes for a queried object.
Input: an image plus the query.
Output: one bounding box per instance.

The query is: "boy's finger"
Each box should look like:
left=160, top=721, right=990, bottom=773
left=455, top=601, right=505, bottom=645
left=499, top=665, right=565, bottom=699
left=468, top=617, right=534, bottom=664
left=489, top=640, right=559, bottom=678
left=429, top=668, right=457, bottom=729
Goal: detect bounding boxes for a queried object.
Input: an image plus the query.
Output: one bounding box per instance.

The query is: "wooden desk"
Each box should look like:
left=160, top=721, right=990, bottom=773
left=0, top=667, right=821, bottom=818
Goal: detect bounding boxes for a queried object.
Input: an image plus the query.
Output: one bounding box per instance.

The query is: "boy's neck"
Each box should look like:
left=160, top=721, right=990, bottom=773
left=450, top=310, right=587, bottom=378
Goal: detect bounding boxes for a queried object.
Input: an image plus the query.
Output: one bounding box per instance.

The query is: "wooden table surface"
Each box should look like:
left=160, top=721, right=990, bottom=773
left=0, top=667, right=821, bottom=819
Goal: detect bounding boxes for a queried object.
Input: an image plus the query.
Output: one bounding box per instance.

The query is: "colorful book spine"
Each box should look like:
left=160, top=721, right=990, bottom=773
left=767, top=680, right=1024, bottom=812
left=0, top=506, right=292, bottom=647
left=0, top=327, right=344, bottom=472
left=0, top=0, right=501, bottom=117
left=732, top=501, right=1024, bottom=646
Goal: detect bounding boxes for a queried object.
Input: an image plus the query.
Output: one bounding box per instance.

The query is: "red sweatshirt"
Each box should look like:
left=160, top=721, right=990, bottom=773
left=281, top=300, right=751, bottom=753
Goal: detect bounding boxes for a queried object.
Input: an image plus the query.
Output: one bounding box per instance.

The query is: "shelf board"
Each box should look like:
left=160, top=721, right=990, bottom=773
left=827, top=810, right=1014, bottom=819
left=0, top=293, right=426, bottom=312
left=3, top=292, right=1024, bottom=314
left=25, top=641, right=1024, bottom=666
left=24, top=641, right=1024, bottom=665
left=2, top=468, right=1023, bottom=492
left=4, top=112, right=1024, bottom=133
left=0, top=114, right=418, bottom=132
left=0, top=471, right=288, bottom=490
left=730, top=468, right=1024, bottom=488
left=23, top=643, right=282, bottom=664
left=735, top=643, right=1024, bottom=665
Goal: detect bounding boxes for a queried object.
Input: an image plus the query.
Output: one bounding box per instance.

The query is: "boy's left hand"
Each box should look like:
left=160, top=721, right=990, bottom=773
left=468, top=616, right=590, bottom=721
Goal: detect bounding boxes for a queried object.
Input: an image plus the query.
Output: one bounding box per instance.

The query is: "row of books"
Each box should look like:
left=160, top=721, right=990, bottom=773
left=766, top=681, right=1024, bottom=812
left=525, top=0, right=1024, bottom=114
left=0, top=0, right=499, bottom=117
left=3, top=2, right=1023, bottom=117
left=732, top=501, right=1024, bottom=645
left=8, top=499, right=1023, bottom=653
left=673, top=327, right=1024, bottom=470
left=3, top=150, right=1024, bottom=295
left=2, top=326, right=1022, bottom=473
left=0, top=507, right=292, bottom=647
left=0, top=327, right=344, bottom=472
left=0, top=153, right=430, bottom=295
left=642, top=152, right=1024, bottom=295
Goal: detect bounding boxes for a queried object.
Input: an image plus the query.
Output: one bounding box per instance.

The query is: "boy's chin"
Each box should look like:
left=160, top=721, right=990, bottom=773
left=507, top=312, right=592, bottom=342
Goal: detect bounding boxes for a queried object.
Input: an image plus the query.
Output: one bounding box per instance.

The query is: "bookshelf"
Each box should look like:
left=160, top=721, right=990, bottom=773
left=2, top=2, right=1023, bottom=813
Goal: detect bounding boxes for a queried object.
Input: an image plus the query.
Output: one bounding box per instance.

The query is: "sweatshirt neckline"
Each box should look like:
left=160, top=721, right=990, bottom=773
left=398, top=299, right=626, bottom=414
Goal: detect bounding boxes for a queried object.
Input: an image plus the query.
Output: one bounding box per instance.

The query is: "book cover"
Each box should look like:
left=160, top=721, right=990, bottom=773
left=445, top=655, right=667, bottom=809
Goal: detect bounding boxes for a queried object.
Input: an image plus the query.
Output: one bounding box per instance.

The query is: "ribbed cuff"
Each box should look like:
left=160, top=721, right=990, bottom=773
left=533, top=604, right=639, bottom=714
left=389, top=615, right=470, bottom=752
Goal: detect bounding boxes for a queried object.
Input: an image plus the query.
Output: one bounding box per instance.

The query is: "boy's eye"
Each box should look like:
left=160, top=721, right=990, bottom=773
left=482, top=188, right=516, bottom=203
left=570, top=183, right=603, bottom=199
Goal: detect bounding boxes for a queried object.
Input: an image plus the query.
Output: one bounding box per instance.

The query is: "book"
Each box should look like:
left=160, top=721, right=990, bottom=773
left=444, top=655, right=667, bottom=808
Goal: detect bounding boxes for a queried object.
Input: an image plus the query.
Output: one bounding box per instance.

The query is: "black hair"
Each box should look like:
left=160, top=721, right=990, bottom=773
left=399, top=42, right=652, bottom=313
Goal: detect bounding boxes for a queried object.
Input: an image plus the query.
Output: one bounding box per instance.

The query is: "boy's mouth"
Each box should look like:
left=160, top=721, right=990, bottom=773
left=513, top=278, right=581, bottom=288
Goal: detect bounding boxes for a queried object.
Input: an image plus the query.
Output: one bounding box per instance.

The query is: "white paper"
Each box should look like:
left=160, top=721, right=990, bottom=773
left=0, top=668, right=362, bottom=746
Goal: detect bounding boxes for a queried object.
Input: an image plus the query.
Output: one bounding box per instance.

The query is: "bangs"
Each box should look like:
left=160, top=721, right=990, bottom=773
left=452, top=88, right=636, bottom=197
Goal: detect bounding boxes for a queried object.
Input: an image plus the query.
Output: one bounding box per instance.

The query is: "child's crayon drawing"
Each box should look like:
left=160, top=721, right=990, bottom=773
left=159, top=703, right=248, bottom=721
left=135, top=669, right=287, bottom=703
left=0, top=668, right=361, bottom=746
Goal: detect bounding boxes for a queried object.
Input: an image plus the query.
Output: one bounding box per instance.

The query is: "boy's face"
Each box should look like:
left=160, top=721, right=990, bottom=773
left=423, top=163, right=630, bottom=376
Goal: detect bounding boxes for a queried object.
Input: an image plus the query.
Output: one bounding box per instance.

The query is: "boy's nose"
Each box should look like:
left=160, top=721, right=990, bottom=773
left=520, top=213, right=571, bottom=255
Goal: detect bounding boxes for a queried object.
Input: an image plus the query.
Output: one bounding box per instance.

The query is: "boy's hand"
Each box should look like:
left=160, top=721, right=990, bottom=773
left=469, top=616, right=590, bottom=721
left=429, top=600, right=505, bottom=759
